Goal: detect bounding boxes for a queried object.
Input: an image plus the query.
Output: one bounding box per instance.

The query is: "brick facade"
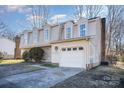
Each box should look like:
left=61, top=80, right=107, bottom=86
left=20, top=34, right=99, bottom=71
left=101, top=18, right=106, bottom=61
left=14, top=35, right=21, bottom=59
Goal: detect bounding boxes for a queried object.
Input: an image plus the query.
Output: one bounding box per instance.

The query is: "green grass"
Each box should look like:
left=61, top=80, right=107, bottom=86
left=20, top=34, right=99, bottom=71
left=0, top=59, right=24, bottom=65
left=25, top=65, right=42, bottom=72
left=0, top=65, right=42, bottom=78
left=91, top=66, right=124, bottom=76
left=42, top=63, right=58, bottom=68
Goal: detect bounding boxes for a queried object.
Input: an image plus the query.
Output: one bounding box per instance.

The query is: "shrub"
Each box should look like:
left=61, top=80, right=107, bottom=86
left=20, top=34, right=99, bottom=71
left=0, top=51, right=4, bottom=59
left=22, top=51, right=30, bottom=62
left=29, top=47, right=44, bottom=62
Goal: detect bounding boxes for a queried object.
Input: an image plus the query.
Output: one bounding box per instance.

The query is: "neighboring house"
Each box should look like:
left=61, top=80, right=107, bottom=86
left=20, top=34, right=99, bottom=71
left=18, top=17, right=105, bottom=69
left=0, top=37, right=15, bottom=59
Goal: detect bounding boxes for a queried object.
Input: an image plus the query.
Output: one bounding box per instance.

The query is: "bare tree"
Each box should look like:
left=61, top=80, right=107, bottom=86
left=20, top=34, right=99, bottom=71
left=74, top=5, right=105, bottom=19
left=74, top=5, right=124, bottom=58
left=30, top=5, right=50, bottom=28
left=106, top=5, right=124, bottom=56
left=0, top=21, right=15, bottom=41
left=113, top=20, right=124, bottom=55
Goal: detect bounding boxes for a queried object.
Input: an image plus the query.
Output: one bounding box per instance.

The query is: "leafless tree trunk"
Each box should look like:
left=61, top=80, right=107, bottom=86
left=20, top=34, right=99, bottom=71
left=0, top=21, right=15, bottom=41
left=74, top=5, right=124, bottom=58
left=74, top=5, right=105, bottom=19
left=114, top=20, right=124, bottom=56
left=106, top=5, right=124, bottom=56
left=30, top=5, right=50, bottom=28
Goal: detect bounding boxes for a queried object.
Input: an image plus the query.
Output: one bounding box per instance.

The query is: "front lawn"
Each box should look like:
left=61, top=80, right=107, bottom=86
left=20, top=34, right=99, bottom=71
left=0, top=59, right=24, bottom=65
left=41, top=63, right=58, bottom=68
left=0, top=60, right=44, bottom=79
left=0, top=65, right=42, bottom=78
left=52, top=65, right=124, bottom=88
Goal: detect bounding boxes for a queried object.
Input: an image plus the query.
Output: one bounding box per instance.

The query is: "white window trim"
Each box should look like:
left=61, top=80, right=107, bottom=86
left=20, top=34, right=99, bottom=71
left=33, top=30, right=38, bottom=44
left=21, top=34, right=24, bottom=46
left=37, top=31, right=40, bottom=43
left=24, top=33, right=28, bottom=45
left=65, top=26, right=73, bottom=39
left=44, top=28, right=49, bottom=42
left=78, top=23, right=86, bottom=37
left=28, top=32, right=33, bottom=44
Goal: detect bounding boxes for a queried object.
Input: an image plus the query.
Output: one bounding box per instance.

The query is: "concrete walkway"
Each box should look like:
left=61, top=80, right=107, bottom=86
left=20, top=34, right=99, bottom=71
left=0, top=66, right=82, bottom=88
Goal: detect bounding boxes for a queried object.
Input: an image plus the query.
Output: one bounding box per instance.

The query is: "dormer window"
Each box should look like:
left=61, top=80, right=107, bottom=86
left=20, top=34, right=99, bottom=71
left=28, top=32, right=32, bottom=44
left=37, top=30, right=41, bottom=43
left=66, top=27, right=72, bottom=39
left=24, top=33, right=28, bottom=45
left=44, top=29, right=49, bottom=42
left=79, top=24, right=85, bottom=37
left=21, top=34, right=24, bottom=45
left=33, top=30, right=37, bottom=44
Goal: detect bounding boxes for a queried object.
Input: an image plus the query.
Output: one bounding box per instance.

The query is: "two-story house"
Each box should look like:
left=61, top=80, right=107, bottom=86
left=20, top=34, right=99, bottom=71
left=18, top=17, right=105, bottom=69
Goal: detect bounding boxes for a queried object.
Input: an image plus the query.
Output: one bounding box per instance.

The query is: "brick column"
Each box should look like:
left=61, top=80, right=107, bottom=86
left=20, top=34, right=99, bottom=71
left=101, top=18, right=106, bottom=61
left=14, top=35, right=21, bottom=59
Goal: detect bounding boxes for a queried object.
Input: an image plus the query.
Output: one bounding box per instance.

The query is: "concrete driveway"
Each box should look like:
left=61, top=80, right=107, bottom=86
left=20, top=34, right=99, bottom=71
left=0, top=65, right=82, bottom=88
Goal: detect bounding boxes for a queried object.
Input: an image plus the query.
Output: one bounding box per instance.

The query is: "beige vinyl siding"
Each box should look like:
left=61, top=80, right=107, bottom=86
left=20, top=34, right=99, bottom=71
left=0, top=38, right=15, bottom=56
left=19, top=17, right=103, bottom=68
left=40, top=30, right=44, bottom=44
left=88, top=21, right=97, bottom=36
left=42, top=46, right=51, bottom=62
left=73, top=25, right=78, bottom=38
left=37, top=30, right=41, bottom=43
left=51, top=26, right=60, bottom=41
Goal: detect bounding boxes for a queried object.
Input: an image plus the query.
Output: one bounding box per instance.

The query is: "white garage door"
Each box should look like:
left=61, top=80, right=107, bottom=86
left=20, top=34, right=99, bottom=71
left=60, top=47, right=86, bottom=68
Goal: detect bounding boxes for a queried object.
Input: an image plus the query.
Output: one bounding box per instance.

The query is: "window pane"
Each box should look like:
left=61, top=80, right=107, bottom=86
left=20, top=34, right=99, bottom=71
left=80, top=24, right=85, bottom=37
left=37, top=31, right=40, bottom=43
left=44, top=29, right=49, bottom=41
left=73, top=48, right=77, bottom=51
left=28, top=32, right=32, bottom=44
left=33, top=31, right=37, bottom=44
left=66, top=27, right=71, bottom=39
left=62, top=48, right=66, bottom=51
left=24, top=34, right=28, bottom=45
left=79, top=47, right=84, bottom=50
left=67, top=48, right=71, bottom=51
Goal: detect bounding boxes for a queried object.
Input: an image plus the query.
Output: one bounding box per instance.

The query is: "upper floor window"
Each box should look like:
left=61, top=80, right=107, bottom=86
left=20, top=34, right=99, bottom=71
left=79, top=24, right=85, bottom=37
left=33, top=31, right=37, bottom=44
left=44, top=29, right=49, bottom=42
left=66, top=27, right=72, bottom=39
left=21, top=34, right=24, bottom=45
left=24, top=33, right=28, bottom=45
left=28, top=32, right=32, bottom=44
left=37, top=30, right=41, bottom=43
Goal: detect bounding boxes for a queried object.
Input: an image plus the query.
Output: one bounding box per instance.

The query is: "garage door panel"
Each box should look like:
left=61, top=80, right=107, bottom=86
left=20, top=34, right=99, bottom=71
left=60, top=47, right=85, bottom=68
